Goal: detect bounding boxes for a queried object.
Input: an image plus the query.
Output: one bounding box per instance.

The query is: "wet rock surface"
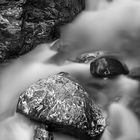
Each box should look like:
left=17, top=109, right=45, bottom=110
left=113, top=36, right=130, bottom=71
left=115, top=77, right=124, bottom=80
left=90, top=56, right=129, bottom=78
left=17, top=72, right=106, bottom=139
left=75, top=51, right=105, bottom=63
left=34, top=124, right=53, bottom=140
left=0, top=0, right=85, bottom=63
left=0, top=0, right=26, bottom=62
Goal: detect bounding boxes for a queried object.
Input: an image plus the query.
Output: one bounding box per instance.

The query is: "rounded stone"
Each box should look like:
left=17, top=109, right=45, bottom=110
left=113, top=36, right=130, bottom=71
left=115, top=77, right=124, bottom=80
left=17, top=72, right=106, bottom=139
left=90, top=55, right=129, bottom=78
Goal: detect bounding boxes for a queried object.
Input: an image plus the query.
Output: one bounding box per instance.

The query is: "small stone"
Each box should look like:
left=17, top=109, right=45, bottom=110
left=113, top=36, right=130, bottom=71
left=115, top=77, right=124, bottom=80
left=17, top=72, right=106, bottom=139
left=34, top=124, right=53, bottom=140
left=75, top=51, right=105, bottom=63
left=90, top=55, right=129, bottom=78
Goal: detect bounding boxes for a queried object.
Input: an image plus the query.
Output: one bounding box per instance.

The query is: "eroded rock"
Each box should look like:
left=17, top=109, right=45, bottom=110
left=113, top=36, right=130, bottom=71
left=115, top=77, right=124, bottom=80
left=34, top=124, right=53, bottom=140
left=17, top=72, right=106, bottom=139
left=0, top=0, right=85, bottom=62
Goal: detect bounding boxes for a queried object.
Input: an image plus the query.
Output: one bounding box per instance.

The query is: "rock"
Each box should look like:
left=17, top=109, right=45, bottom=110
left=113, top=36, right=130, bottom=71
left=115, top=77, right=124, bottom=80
left=17, top=72, right=106, bottom=139
left=90, top=55, right=129, bottom=78
left=75, top=51, right=105, bottom=63
left=34, top=124, right=53, bottom=140
left=0, top=0, right=26, bottom=62
left=0, top=0, right=85, bottom=63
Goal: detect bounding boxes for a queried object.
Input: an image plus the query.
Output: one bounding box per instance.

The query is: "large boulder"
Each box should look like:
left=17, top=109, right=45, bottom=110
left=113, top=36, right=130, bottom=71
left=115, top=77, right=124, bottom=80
left=17, top=72, right=106, bottom=139
left=0, top=0, right=85, bottom=62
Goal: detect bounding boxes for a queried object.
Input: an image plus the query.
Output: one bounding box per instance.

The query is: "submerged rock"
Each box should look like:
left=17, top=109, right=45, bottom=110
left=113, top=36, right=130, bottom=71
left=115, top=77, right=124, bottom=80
left=17, top=72, right=106, bottom=139
left=90, top=55, right=129, bottom=78
left=75, top=51, right=105, bottom=63
left=0, top=0, right=85, bottom=63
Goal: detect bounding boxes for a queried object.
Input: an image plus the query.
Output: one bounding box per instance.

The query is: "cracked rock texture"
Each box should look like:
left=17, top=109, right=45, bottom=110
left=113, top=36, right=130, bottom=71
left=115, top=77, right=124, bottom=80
left=17, top=72, right=106, bottom=139
left=34, top=124, right=53, bottom=140
left=0, top=0, right=85, bottom=62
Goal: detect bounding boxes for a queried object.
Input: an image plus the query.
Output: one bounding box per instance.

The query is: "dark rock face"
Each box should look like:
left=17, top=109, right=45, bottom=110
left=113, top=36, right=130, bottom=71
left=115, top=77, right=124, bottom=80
left=90, top=56, right=129, bottom=78
left=17, top=72, right=106, bottom=139
left=0, top=0, right=26, bottom=62
left=0, top=0, right=85, bottom=63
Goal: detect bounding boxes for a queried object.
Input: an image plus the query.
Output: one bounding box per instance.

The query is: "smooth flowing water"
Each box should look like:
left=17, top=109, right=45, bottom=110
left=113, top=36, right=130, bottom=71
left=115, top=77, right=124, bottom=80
left=1, top=0, right=140, bottom=140
left=0, top=43, right=140, bottom=140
